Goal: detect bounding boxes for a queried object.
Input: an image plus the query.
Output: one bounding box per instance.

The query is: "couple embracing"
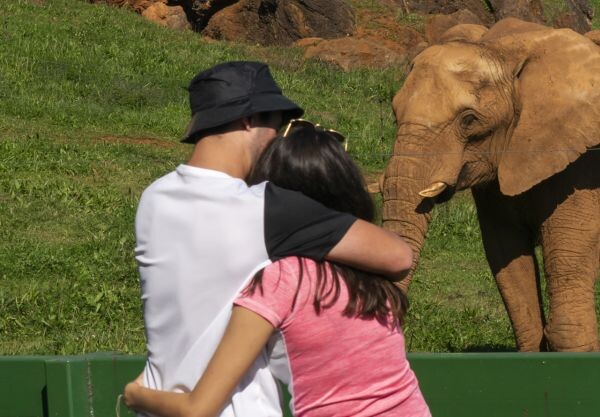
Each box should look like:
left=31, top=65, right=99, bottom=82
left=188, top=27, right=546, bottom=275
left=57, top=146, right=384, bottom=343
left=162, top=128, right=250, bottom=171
left=123, top=61, right=431, bottom=417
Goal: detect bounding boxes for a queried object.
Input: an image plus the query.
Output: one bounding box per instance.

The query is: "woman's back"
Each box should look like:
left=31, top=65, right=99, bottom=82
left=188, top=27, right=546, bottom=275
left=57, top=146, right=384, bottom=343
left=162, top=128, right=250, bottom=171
left=234, top=257, right=431, bottom=417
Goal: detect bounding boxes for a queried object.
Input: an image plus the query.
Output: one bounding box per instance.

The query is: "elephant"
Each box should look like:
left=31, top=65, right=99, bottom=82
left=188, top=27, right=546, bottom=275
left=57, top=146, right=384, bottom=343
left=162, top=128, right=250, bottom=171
left=381, top=18, right=600, bottom=352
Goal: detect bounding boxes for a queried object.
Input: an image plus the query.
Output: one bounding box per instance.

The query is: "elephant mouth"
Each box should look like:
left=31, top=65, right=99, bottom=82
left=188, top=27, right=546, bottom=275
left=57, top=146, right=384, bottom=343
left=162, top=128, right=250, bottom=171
left=434, top=185, right=456, bottom=204
left=415, top=185, right=455, bottom=213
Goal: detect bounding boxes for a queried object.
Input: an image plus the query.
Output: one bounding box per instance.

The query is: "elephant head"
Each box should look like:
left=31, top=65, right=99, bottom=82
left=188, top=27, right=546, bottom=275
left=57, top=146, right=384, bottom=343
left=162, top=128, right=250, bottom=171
left=383, top=22, right=600, bottom=289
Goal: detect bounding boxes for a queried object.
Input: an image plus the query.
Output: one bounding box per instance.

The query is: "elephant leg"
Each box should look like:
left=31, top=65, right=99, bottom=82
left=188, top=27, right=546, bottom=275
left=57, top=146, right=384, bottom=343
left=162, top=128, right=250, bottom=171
left=473, top=186, right=547, bottom=351
left=540, top=189, right=600, bottom=352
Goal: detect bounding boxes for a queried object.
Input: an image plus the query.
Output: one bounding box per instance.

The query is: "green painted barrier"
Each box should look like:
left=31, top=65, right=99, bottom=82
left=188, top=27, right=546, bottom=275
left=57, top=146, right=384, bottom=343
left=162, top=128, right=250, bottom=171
left=1, top=352, right=599, bottom=417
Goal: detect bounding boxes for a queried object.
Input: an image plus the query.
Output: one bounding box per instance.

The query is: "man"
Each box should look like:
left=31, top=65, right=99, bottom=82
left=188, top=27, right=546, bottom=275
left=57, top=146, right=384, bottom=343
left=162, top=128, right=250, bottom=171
left=134, top=61, right=412, bottom=416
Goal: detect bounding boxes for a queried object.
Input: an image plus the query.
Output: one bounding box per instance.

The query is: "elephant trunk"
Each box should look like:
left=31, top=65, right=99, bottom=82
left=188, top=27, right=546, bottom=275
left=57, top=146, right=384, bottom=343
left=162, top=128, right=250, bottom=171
left=382, top=155, right=434, bottom=292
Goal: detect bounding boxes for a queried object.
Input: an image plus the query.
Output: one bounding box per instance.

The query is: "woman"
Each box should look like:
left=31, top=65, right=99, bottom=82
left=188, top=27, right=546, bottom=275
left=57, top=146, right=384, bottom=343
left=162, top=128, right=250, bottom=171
left=123, top=120, right=431, bottom=417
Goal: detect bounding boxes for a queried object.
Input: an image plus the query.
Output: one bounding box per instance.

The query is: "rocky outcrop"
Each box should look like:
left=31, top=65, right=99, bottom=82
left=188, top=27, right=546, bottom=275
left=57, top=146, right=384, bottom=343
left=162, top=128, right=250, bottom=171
left=90, top=0, right=191, bottom=29
left=301, top=37, right=408, bottom=71
left=142, top=2, right=190, bottom=29
left=89, top=0, right=596, bottom=69
left=91, top=0, right=355, bottom=43
left=201, top=0, right=355, bottom=45
left=585, top=30, right=600, bottom=45
left=178, top=0, right=238, bottom=31
left=425, top=9, right=483, bottom=44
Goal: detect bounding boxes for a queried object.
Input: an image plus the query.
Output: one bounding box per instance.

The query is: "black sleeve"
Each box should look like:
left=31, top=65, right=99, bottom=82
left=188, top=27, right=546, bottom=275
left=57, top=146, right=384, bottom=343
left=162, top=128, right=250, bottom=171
left=264, top=182, right=357, bottom=261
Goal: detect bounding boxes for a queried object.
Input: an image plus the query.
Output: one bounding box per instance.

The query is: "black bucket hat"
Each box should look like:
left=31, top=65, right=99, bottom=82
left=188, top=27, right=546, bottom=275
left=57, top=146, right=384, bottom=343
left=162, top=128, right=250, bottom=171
left=181, top=61, right=304, bottom=143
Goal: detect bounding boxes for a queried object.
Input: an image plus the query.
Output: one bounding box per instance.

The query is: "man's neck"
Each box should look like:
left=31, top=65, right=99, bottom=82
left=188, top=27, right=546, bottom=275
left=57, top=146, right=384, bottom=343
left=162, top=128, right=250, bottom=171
left=186, top=133, right=252, bottom=180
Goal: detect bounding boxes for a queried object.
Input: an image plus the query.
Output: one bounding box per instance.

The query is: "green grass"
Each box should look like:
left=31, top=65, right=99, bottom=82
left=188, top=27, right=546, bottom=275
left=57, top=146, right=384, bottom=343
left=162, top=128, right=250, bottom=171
left=407, top=194, right=514, bottom=351
left=592, top=0, right=600, bottom=29
left=396, top=12, right=426, bottom=34
left=542, top=0, right=570, bottom=25
left=0, top=0, right=598, bottom=355
left=0, top=0, right=402, bottom=354
left=542, top=0, right=600, bottom=30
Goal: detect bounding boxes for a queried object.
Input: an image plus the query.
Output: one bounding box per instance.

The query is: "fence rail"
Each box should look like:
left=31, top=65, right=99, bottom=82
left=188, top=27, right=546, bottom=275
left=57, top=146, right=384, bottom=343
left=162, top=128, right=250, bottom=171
left=1, top=352, right=599, bottom=417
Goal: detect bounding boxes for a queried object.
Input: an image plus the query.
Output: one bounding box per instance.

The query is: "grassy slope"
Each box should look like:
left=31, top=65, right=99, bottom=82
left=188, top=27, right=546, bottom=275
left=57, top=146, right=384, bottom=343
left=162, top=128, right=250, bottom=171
left=0, top=0, right=404, bottom=354
left=593, top=0, right=600, bottom=29
left=0, top=0, right=598, bottom=354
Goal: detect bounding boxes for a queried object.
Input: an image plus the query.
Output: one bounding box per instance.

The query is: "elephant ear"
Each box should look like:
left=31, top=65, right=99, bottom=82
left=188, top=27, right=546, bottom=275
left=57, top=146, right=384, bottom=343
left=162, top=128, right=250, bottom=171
left=497, top=30, right=600, bottom=196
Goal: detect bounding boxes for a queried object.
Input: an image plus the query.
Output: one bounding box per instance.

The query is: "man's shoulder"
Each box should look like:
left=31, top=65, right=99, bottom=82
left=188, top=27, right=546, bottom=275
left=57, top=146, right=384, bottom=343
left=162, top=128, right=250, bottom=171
left=137, top=170, right=183, bottom=207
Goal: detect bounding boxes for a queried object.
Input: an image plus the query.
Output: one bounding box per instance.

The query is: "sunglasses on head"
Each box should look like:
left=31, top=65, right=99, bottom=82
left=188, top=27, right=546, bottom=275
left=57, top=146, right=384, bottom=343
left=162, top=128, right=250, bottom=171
left=282, top=118, right=348, bottom=151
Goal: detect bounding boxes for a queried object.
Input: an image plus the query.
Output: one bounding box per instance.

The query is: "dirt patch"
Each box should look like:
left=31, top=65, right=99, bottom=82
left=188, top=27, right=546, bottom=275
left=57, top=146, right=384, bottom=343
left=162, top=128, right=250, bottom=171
left=96, top=135, right=178, bottom=147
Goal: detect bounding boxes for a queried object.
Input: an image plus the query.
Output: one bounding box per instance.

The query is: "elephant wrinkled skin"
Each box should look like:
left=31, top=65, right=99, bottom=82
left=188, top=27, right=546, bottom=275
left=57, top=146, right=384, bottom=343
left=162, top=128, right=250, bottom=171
left=382, top=18, right=600, bottom=352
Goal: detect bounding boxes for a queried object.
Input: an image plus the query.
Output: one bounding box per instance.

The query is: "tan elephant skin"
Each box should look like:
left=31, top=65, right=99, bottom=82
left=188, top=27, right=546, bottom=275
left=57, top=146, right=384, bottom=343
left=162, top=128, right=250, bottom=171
left=383, top=18, right=600, bottom=352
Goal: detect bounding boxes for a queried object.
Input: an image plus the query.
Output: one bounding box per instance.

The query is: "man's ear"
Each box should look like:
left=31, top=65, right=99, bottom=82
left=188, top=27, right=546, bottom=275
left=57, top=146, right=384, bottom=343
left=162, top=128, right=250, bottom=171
left=241, top=116, right=253, bottom=131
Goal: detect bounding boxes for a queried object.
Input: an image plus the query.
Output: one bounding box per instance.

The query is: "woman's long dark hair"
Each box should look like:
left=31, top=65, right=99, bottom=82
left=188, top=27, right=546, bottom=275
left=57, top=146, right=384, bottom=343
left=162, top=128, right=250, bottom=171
left=246, top=123, right=409, bottom=326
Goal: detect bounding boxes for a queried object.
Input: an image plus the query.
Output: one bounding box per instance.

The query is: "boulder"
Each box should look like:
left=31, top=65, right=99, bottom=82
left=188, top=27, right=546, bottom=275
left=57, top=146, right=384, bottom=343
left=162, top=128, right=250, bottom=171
left=294, top=37, right=324, bottom=48
left=439, top=23, right=488, bottom=43
left=487, top=0, right=546, bottom=24
left=177, top=0, right=238, bottom=31
left=360, top=25, right=424, bottom=54
left=202, top=0, right=355, bottom=46
left=408, top=41, right=429, bottom=60
left=425, top=9, right=483, bottom=44
left=142, top=2, right=190, bottom=30
left=584, top=30, right=600, bottom=45
left=303, top=37, right=407, bottom=71
left=91, top=0, right=195, bottom=28
left=404, top=0, right=495, bottom=26
left=354, top=7, right=426, bottom=58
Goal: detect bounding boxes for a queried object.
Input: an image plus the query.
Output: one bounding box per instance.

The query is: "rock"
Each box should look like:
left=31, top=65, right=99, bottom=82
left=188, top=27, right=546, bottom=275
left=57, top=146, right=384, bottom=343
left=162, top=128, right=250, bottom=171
left=202, top=0, right=355, bottom=46
left=177, top=0, right=238, bottom=31
left=404, top=0, right=495, bottom=26
left=439, top=23, right=488, bottom=43
left=142, top=2, right=190, bottom=30
left=425, top=9, right=483, bottom=44
left=584, top=30, right=600, bottom=45
left=303, top=37, right=407, bottom=71
left=408, top=41, right=429, bottom=60
left=358, top=28, right=424, bottom=59
left=487, top=0, right=545, bottom=24
left=294, top=37, right=324, bottom=48
left=354, top=7, right=425, bottom=58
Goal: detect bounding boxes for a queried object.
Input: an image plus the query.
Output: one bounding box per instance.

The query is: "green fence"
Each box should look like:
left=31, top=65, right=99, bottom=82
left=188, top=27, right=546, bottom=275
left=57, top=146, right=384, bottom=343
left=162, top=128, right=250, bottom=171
left=1, top=352, right=599, bottom=417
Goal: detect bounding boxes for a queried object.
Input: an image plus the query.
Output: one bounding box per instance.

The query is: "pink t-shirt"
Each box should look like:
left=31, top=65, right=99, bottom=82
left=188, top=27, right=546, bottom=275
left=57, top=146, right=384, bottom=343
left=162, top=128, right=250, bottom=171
left=234, top=257, right=431, bottom=417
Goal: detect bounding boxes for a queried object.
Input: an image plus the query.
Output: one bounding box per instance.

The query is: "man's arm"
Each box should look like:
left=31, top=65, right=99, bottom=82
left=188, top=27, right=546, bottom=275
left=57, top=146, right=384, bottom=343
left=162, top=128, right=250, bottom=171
left=264, top=183, right=412, bottom=280
left=325, top=219, right=413, bottom=281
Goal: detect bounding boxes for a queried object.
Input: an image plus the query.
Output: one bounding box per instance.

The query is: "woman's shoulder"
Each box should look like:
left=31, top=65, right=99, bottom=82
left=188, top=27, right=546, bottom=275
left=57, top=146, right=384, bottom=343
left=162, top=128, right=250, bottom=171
left=265, top=257, right=324, bottom=276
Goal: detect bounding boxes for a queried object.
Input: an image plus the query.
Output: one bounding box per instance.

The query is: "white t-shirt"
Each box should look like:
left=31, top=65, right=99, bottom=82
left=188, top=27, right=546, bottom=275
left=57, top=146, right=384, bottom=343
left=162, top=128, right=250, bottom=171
left=135, top=164, right=355, bottom=417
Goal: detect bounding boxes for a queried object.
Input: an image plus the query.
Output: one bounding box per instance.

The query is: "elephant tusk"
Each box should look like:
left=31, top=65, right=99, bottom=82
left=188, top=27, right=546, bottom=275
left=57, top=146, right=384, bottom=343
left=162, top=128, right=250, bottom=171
left=366, top=182, right=380, bottom=193
left=366, top=174, right=385, bottom=194
left=419, top=182, right=448, bottom=198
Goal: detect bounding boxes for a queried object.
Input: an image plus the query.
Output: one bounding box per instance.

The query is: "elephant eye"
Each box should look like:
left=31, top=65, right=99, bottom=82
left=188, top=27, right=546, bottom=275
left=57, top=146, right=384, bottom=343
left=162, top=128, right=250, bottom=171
left=460, top=114, right=478, bottom=130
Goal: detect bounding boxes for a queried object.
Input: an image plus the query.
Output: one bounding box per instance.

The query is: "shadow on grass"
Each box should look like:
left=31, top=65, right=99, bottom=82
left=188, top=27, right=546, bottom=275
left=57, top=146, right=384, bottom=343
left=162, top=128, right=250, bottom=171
left=461, top=344, right=517, bottom=353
